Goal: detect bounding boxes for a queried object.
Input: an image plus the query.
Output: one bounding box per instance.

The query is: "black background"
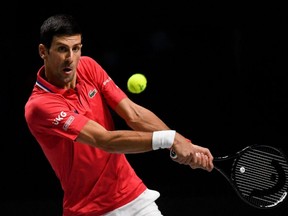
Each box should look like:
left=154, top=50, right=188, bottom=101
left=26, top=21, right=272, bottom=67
left=1, top=1, right=288, bottom=215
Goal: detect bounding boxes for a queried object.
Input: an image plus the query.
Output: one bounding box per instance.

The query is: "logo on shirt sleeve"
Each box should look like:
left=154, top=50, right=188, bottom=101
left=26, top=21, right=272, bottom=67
left=53, top=111, right=67, bottom=125
left=63, top=116, right=75, bottom=131
left=52, top=111, right=75, bottom=131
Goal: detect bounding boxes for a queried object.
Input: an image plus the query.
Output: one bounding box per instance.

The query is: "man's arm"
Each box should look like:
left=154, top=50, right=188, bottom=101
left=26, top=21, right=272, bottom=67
left=115, top=98, right=214, bottom=171
left=76, top=97, right=214, bottom=171
left=114, top=97, right=171, bottom=132
left=76, top=119, right=155, bottom=153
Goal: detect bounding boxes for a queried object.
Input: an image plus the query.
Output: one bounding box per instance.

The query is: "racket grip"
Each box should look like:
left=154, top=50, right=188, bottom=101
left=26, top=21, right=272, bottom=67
left=170, top=148, right=178, bottom=159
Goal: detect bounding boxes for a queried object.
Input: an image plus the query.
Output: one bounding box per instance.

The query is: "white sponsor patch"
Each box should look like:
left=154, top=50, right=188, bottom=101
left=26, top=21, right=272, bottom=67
left=63, top=116, right=75, bottom=131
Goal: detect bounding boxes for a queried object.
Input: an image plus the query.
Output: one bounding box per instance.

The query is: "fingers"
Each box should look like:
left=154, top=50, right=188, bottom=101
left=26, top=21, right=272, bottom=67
left=193, top=152, right=214, bottom=172
left=171, top=149, right=214, bottom=172
left=169, top=140, right=214, bottom=172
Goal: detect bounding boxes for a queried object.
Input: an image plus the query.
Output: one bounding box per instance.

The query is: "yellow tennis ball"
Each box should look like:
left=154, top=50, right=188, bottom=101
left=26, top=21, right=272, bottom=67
left=127, top=73, right=147, bottom=94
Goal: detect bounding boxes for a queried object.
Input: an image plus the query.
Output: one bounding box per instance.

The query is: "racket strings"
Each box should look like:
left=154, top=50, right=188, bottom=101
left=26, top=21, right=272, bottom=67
left=232, top=147, right=288, bottom=208
left=236, top=160, right=282, bottom=188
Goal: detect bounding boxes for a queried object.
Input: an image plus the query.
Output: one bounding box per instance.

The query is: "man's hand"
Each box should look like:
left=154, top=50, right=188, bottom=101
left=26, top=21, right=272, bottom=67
left=170, top=140, right=214, bottom=172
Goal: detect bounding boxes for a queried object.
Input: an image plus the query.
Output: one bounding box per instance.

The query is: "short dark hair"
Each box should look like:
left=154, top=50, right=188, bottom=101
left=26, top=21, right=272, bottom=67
left=40, top=14, right=82, bottom=49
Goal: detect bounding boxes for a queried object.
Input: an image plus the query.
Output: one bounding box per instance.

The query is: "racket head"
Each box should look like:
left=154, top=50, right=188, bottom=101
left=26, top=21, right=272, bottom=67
left=215, top=144, right=288, bottom=209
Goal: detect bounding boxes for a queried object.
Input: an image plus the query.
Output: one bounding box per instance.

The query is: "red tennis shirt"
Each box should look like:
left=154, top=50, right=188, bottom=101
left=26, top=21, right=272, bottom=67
left=25, top=56, right=147, bottom=216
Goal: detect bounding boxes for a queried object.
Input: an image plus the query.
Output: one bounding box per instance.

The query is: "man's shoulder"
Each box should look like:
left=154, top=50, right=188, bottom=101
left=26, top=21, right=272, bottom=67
left=25, top=90, right=65, bottom=110
left=77, top=56, right=104, bottom=78
left=78, top=56, right=102, bottom=69
left=79, top=56, right=96, bottom=64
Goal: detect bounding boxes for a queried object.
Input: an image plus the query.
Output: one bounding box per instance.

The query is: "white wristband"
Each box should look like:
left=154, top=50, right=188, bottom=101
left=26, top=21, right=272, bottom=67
left=152, top=130, right=176, bottom=150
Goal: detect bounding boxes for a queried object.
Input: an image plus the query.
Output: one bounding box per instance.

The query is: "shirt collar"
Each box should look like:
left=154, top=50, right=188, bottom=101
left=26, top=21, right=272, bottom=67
left=35, top=65, right=78, bottom=95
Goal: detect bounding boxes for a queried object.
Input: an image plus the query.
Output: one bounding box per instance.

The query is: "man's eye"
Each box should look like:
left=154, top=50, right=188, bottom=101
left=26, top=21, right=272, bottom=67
left=58, top=47, right=67, bottom=52
left=73, top=47, right=81, bottom=52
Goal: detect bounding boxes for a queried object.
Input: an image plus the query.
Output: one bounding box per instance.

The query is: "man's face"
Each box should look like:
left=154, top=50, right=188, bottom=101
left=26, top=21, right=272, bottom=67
left=44, top=34, right=82, bottom=88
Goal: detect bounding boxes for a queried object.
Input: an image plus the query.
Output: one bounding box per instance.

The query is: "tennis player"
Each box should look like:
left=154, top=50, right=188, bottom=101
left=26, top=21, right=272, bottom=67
left=24, top=14, right=214, bottom=216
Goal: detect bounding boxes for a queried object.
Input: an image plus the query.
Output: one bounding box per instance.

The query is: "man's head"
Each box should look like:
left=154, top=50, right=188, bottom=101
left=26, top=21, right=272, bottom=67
left=40, top=14, right=82, bottom=50
left=38, top=14, right=83, bottom=88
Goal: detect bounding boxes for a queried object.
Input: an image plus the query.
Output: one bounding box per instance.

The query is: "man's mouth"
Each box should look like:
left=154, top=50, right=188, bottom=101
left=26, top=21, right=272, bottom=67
left=63, top=67, right=72, bottom=74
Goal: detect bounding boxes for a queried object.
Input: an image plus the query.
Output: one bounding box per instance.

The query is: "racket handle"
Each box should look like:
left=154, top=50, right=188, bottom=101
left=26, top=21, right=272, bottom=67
left=170, top=148, right=178, bottom=159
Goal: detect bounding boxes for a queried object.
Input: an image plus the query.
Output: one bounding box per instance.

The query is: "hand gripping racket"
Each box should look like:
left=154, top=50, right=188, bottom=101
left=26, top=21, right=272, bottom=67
left=170, top=144, right=288, bottom=209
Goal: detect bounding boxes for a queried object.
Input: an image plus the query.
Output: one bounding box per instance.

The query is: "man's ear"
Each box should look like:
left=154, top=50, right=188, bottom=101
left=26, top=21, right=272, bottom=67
left=39, top=44, right=46, bottom=59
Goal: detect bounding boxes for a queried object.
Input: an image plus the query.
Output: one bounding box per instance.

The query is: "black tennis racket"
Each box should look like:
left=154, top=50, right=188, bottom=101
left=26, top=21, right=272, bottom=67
left=170, top=144, right=288, bottom=209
